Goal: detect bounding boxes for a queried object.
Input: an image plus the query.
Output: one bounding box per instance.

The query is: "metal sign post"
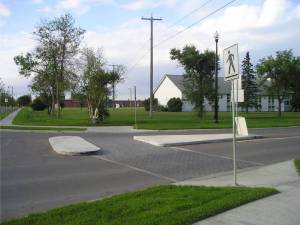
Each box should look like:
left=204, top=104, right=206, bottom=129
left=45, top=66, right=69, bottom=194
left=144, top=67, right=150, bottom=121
left=231, top=80, right=237, bottom=185
left=134, top=86, right=137, bottom=129
left=223, top=43, right=239, bottom=186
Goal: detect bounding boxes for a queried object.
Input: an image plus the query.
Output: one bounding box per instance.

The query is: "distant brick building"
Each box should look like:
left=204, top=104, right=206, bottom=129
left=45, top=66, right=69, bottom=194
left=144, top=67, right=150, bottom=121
left=112, top=100, right=144, bottom=108
left=64, top=99, right=82, bottom=107
left=64, top=99, right=144, bottom=108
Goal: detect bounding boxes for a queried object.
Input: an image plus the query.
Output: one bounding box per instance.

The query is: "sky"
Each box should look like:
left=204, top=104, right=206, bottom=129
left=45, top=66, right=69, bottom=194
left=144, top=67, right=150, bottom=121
left=1, top=0, right=300, bottom=100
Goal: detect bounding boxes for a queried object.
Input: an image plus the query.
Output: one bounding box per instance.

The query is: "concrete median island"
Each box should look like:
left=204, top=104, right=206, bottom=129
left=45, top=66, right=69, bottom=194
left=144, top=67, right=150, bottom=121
left=133, top=133, right=263, bottom=147
left=49, top=136, right=100, bottom=155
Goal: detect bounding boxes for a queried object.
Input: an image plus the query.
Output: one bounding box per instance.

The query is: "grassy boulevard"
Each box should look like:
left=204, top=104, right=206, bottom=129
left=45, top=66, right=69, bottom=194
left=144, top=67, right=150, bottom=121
left=12, top=107, right=300, bottom=129
left=1, top=185, right=277, bottom=225
left=0, top=112, right=9, bottom=120
left=295, top=159, right=300, bottom=175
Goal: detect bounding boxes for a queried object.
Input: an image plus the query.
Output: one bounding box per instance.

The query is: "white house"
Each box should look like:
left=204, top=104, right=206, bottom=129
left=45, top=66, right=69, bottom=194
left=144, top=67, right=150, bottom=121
left=154, top=74, right=291, bottom=112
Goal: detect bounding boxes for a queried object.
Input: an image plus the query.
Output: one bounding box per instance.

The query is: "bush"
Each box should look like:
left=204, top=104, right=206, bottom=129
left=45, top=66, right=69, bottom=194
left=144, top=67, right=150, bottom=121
left=167, top=97, right=182, bottom=112
left=31, top=97, right=47, bottom=111
left=144, top=98, right=158, bottom=111
left=157, top=105, right=168, bottom=112
left=17, top=95, right=31, bottom=106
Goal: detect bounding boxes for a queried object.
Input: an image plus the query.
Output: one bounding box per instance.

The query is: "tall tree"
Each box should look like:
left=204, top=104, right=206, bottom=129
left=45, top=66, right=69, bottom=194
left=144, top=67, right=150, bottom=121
left=241, top=51, right=259, bottom=112
left=109, top=65, right=125, bottom=109
left=79, top=48, right=112, bottom=124
left=256, top=50, right=295, bottom=117
left=170, top=45, right=215, bottom=117
left=14, top=14, right=85, bottom=118
left=290, top=56, right=300, bottom=112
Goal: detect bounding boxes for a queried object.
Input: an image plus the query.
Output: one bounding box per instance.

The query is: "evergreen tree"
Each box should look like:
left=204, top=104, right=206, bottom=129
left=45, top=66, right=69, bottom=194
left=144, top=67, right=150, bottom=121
left=241, top=52, right=258, bottom=112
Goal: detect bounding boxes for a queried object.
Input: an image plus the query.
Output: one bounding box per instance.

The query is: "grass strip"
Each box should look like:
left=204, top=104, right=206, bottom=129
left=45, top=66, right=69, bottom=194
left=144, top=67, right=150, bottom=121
left=1, top=185, right=277, bottom=225
left=0, top=126, right=86, bottom=132
left=295, top=159, right=300, bottom=175
left=13, top=107, right=300, bottom=129
left=0, top=112, right=10, bottom=120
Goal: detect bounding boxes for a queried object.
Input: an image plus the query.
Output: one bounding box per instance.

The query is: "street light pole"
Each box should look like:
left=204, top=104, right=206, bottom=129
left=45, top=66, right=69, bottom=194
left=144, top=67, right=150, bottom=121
left=214, top=31, right=219, bottom=123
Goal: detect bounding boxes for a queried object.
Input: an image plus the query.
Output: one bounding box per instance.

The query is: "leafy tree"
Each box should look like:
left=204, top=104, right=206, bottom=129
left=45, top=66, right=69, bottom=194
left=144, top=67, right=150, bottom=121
left=0, top=79, right=15, bottom=107
left=31, top=97, right=47, bottom=111
left=14, top=14, right=85, bottom=118
left=290, top=57, right=300, bottom=112
left=256, top=50, right=295, bottom=117
left=109, top=66, right=125, bottom=109
left=240, top=52, right=259, bottom=112
left=17, top=95, right=32, bottom=106
left=144, top=98, right=158, bottom=111
left=167, top=98, right=182, bottom=112
left=79, top=48, right=111, bottom=124
left=170, top=45, right=215, bottom=117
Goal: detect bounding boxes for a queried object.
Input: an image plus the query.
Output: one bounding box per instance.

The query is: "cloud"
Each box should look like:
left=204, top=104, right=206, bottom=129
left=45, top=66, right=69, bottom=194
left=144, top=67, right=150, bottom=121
left=32, top=0, right=44, bottom=4
left=36, top=6, right=52, bottom=13
left=82, top=0, right=300, bottom=99
left=0, top=2, right=10, bottom=17
left=0, top=32, right=36, bottom=96
left=54, top=0, right=114, bottom=15
left=2, top=0, right=300, bottom=99
left=121, top=0, right=177, bottom=11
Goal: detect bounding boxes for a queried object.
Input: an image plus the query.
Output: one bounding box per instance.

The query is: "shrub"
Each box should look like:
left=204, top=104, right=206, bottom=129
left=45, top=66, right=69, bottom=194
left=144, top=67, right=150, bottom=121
left=17, top=95, right=31, bottom=106
left=31, top=97, right=47, bottom=111
left=157, top=105, right=168, bottom=112
left=144, top=98, right=158, bottom=111
left=167, top=97, right=182, bottom=112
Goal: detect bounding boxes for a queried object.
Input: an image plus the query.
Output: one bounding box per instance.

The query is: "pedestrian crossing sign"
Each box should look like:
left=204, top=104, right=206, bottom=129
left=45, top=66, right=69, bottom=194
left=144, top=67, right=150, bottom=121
left=223, top=44, right=239, bottom=81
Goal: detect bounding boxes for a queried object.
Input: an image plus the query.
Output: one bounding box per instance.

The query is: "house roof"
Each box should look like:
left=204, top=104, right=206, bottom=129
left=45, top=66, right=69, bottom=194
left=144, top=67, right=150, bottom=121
left=157, top=74, right=231, bottom=94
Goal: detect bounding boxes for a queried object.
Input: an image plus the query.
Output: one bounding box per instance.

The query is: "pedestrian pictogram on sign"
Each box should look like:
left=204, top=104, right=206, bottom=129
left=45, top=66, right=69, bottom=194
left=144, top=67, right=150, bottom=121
left=223, top=44, right=239, bottom=81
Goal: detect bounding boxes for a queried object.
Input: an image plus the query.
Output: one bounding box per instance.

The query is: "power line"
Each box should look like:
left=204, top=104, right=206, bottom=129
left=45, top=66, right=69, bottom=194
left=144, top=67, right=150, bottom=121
left=127, top=50, right=150, bottom=72
left=154, top=0, right=237, bottom=48
left=127, top=0, right=237, bottom=73
left=166, top=0, right=214, bottom=30
left=126, top=1, right=212, bottom=73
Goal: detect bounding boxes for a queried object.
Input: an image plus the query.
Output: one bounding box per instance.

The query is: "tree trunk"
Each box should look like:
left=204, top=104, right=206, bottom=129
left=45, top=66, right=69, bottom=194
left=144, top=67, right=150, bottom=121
left=51, top=89, right=55, bottom=116
left=56, top=74, right=60, bottom=119
left=112, top=83, right=115, bottom=110
left=278, top=97, right=282, bottom=118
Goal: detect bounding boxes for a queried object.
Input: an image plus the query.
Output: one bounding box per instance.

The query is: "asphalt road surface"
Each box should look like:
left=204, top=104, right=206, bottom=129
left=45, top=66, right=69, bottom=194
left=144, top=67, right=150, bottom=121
left=1, top=127, right=300, bottom=220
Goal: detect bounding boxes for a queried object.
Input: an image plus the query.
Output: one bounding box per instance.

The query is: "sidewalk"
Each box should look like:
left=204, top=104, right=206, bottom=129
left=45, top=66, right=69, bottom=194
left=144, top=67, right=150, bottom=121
left=0, top=108, right=21, bottom=126
left=176, top=160, right=300, bottom=225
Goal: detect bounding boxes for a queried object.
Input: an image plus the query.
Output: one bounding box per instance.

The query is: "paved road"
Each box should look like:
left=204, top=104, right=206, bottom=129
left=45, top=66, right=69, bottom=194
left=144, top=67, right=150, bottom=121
left=1, top=127, right=300, bottom=220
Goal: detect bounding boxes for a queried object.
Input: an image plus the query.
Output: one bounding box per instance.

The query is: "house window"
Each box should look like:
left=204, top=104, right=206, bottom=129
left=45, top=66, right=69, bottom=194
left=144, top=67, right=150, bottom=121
left=255, top=97, right=262, bottom=112
left=268, top=96, right=275, bottom=111
left=226, top=94, right=231, bottom=112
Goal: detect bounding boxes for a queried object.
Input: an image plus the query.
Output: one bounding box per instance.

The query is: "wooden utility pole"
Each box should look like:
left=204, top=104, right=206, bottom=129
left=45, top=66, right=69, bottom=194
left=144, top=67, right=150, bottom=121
left=141, top=15, right=162, bottom=118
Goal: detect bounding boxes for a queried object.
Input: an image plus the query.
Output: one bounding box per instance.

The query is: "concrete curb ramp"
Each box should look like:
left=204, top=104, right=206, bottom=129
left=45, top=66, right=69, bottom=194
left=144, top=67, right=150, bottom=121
left=133, top=134, right=262, bottom=147
left=177, top=160, right=299, bottom=189
left=49, top=136, right=100, bottom=155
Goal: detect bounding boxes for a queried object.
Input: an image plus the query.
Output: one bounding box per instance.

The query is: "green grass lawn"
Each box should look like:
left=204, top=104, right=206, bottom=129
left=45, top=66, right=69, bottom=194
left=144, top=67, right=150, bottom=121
left=13, top=107, right=300, bottom=129
left=0, top=125, right=86, bottom=132
left=295, top=159, right=300, bottom=175
left=1, top=185, right=277, bottom=225
left=0, top=112, right=9, bottom=120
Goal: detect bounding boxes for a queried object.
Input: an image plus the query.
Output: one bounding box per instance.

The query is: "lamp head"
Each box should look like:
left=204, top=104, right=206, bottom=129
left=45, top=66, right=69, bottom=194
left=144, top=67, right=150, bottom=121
left=214, top=31, right=219, bottom=42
